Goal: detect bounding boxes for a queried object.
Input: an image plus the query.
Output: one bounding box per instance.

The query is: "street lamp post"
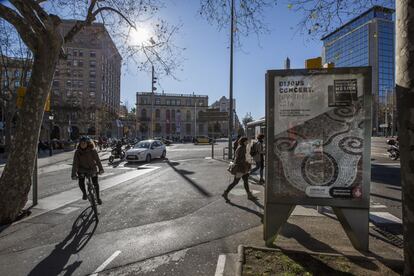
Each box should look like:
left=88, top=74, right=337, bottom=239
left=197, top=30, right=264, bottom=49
left=48, top=112, right=54, bottom=156
left=228, top=0, right=235, bottom=160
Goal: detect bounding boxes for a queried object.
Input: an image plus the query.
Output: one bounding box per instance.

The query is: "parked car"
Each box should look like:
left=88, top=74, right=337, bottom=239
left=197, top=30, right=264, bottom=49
left=125, top=139, right=166, bottom=163
left=194, top=136, right=213, bottom=144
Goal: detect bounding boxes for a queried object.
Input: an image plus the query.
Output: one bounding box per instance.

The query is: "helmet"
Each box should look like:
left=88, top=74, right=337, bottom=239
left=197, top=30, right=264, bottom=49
left=79, top=136, right=90, bottom=143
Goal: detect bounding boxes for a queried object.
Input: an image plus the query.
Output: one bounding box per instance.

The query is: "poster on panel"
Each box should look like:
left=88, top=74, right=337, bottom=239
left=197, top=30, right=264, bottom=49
left=271, top=69, right=370, bottom=200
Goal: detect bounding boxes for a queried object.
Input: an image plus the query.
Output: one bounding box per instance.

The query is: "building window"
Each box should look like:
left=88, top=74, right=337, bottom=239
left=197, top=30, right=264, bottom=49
left=14, top=70, right=20, bottom=77
left=141, top=108, right=147, bottom=118
left=53, top=80, right=60, bottom=87
left=89, top=91, right=95, bottom=97
left=89, top=70, right=96, bottom=78
left=155, top=109, right=160, bottom=119
left=155, top=98, right=160, bottom=105
left=89, top=81, right=96, bottom=88
left=176, top=100, right=181, bottom=106
left=90, top=61, right=96, bottom=68
left=79, top=50, right=83, bottom=57
left=90, top=51, right=96, bottom=58
left=171, top=110, right=176, bottom=120
left=67, top=60, right=71, bottom=66
left=186, top=110, right=191, bottom=121
left=66, top=80, right=71, bottom=87
left=166, top=110, right=170, bottom=121
left=78, top=60, right=83, bottom=67
left=199, top=124, right=204, bottom=134
left=186, top=123, right=191, bottom=134
left=166, top=99, right=171, bottom=105
left=14, top=80, right=20, bottom=87
left=73, top=60, right=78, bottom=66
left=186, top=99, right=191, bottom=106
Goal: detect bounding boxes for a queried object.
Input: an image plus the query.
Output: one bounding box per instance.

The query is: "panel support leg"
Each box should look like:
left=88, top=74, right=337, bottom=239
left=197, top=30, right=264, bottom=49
left=333, top=207, right=369, bottom=252
left=264, top=204, right=295, bottom=247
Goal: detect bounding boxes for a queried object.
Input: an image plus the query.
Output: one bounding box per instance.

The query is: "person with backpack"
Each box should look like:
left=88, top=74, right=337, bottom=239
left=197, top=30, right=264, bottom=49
left=233, top=134, right=241, bottom=158
left=250, top=133, right=265, bottom=184
left=223, top=137, right=257, bottom=202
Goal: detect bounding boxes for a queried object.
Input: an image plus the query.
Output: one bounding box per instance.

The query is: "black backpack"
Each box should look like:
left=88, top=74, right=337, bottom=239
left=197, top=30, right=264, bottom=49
left=250, top=142, right=258, bottom=156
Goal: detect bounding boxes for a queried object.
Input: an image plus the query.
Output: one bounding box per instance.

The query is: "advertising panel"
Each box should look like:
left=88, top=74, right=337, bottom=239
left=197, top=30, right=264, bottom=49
left=267, top=68, right=371, bottom=205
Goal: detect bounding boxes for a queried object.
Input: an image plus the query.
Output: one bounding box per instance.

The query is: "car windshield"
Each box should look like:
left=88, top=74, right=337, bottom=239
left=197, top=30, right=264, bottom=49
left=134, top=142, right=150, bottom=149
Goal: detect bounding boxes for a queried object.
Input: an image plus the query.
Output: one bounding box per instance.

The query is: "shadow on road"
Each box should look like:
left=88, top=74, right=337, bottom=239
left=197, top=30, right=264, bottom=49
left=370, top=192, right=401, bottom=203
left=225, top=200, right=263, bottom=222
left=28, top=207, right=98, bottom=276
left=371, top=164, right=401, bottom=187
left=166, top=161, right=212, bottom=197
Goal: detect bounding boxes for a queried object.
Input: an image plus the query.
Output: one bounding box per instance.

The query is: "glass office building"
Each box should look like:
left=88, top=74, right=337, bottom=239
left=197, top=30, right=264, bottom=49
left=322, top=6, right=395, bottom=135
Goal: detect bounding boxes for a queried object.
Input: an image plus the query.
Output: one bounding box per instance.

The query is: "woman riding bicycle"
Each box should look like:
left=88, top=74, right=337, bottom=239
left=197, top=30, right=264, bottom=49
left=71, top=136, right=104, bottom=205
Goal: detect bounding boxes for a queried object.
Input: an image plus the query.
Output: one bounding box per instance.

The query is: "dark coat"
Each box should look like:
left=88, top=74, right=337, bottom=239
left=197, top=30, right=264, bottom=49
left=71, top=145, right=103, bottom=177
left=233, top=144, right=250, bottom=174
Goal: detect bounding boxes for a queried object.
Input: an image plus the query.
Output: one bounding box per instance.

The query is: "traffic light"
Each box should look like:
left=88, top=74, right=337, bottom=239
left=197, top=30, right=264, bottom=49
left=152, top=76, right=157, bottom=92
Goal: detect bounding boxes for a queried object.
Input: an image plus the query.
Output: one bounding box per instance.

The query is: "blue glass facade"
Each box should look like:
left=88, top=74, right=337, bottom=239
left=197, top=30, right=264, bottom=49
left=322, top=6, right=395, bottom=134
left=377, top=20, right=394, bottom=104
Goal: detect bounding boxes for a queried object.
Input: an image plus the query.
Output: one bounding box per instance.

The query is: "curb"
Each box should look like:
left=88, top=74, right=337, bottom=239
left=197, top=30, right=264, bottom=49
left=236, top=245, right=244, bottom=276
left=235, top=244, right=405, bottom=275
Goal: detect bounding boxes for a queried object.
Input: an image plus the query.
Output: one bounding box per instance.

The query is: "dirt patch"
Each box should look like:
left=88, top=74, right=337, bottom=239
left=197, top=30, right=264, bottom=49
left=242, top=247, right=400, bottom=276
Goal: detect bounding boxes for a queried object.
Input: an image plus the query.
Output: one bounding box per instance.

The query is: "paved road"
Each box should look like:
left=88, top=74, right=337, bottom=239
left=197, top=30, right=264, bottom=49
left=0, top=139, right=402, bottom=276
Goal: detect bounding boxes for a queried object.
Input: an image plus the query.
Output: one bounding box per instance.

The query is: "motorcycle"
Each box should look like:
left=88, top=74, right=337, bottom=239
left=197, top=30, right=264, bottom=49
left=108, top=146, right=125, bottom=164
left=386, top=139, right=399, bottom=160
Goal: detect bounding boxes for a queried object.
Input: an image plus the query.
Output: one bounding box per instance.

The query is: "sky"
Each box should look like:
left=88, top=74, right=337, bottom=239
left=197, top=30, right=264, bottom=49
left=120, top=0, right=323, bottom=121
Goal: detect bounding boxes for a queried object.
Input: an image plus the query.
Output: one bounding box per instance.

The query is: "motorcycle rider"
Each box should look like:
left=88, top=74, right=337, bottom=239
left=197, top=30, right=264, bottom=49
left=71, top=136, right=104, bottom=204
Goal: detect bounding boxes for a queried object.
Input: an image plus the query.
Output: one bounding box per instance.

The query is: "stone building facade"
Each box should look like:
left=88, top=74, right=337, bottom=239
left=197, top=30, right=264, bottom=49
left=209, top=96, right=241, bottom=137
left=50, top=20, right=121, bottom=140
left=136, top=92, right=209, bottom=140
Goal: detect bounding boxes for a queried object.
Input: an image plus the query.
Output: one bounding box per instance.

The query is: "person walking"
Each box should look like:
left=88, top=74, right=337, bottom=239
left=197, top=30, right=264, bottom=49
left=250, top=133, right=265, bottom=184
left=223, top=137, right=257, bottom=202
left=71, top=136, right=104, bottom=204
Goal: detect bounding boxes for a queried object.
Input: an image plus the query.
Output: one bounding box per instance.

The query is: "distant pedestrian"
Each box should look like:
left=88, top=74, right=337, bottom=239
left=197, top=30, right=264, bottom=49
left=250, top=134, right=265, bottom=184
left=223, top=137, right=257, bottom=202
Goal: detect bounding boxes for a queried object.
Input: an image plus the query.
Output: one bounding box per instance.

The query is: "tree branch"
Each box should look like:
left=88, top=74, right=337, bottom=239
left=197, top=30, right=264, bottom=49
left=10, top=0, right=46, bottom=35
left=0, top=4, right=38, bottom=51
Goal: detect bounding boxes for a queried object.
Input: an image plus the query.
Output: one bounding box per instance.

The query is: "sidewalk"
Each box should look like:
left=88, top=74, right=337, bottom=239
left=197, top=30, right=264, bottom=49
left=0, top=148, right=110, bottom=170
left=219, top=206, right=403, bottom=275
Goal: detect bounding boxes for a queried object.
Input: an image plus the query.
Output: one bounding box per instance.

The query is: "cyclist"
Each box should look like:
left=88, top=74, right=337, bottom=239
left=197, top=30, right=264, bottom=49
left=71, top=136, right=104, bottom=204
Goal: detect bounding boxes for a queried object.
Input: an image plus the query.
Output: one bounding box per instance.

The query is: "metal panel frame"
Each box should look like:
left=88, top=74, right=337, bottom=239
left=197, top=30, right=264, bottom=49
left=264, top=67, right=372, bottom=251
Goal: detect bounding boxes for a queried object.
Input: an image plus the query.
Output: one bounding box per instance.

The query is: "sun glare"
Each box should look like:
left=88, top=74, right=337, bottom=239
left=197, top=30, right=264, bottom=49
left=129, top=27, right=151, bottom=45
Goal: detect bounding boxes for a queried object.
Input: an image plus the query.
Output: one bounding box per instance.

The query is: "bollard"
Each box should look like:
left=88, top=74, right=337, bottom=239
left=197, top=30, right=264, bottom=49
left=211, top=141, right=215, bottom=159
left=32, top=152, right=38, bottom=206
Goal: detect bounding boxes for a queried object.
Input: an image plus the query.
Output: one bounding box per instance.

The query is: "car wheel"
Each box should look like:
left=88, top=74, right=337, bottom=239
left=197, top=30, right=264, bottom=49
left=161, top=150, right=166, bottom=159
left=146, top=154, right=151, bottom=163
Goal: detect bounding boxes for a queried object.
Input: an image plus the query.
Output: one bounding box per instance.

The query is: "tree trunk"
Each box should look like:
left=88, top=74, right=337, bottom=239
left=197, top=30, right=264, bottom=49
left=0, top=43, right=60, bottom=224
left=396, top=1, right=414, bottom=274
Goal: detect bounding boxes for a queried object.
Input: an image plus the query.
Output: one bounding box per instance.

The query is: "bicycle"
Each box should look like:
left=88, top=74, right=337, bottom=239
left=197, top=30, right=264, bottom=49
left=78, top=173, right=99, bottom=221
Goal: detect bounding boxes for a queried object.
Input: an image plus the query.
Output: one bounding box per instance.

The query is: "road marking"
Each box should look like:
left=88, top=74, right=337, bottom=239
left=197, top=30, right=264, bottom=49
left=370, top=212, right=402, bottom=224
left=370, top=204, right=387, bottom=208
left=54, top=206, right=80, bottom=215
left=372, top=162, right=400, bottom=167
left=214, top=254, right=226, bottom=276
left=91, top=250, right=121, bottom=276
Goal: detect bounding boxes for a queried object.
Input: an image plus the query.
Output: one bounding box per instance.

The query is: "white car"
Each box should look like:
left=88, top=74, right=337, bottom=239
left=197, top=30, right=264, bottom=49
left=125, top=140, right=166, bottom=163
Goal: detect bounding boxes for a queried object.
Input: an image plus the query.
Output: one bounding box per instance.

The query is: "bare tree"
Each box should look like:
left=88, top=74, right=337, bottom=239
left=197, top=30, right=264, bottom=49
left=0, top=20, right=33, bottom=155
left=200, top=0, right=413, bottom=274
left=395, top=1, right=414, bottom=274
left=0, top=0, right=182, bottom=224
left=199, top=0, right=275, bottom=46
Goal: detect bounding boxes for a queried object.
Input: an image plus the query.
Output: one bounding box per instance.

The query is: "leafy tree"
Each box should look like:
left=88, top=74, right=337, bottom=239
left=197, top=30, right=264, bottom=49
left=0, top=0, right=182, bottom=224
